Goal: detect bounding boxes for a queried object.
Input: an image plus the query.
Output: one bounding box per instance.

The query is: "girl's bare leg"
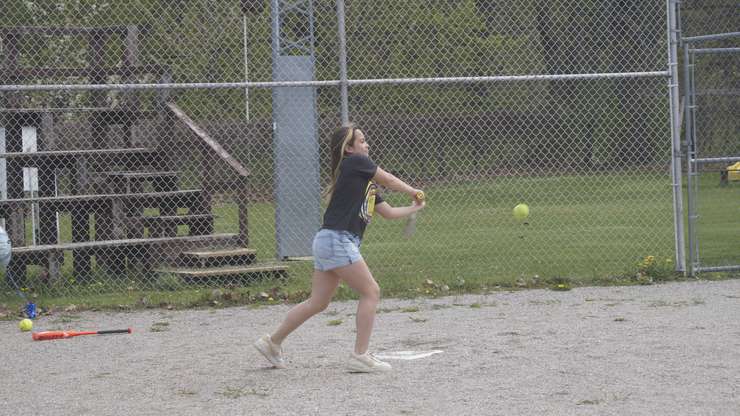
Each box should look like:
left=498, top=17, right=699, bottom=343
left=332, top=260, right=380, bottom=354
left=270, top=270, right=341, bottom=345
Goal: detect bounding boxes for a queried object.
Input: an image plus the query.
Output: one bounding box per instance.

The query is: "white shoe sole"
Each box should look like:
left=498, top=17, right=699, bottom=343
left=347, top=359, right=392, bottom=373
left=254, top=339, right=286, bottom=369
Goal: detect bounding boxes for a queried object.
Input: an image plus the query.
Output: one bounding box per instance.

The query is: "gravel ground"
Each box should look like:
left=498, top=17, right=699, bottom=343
left=2, top=279, right=740, bottom=416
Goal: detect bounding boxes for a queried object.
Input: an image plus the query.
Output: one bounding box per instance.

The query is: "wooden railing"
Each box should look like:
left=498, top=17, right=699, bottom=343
left=167, top=103, right=250, bottom=246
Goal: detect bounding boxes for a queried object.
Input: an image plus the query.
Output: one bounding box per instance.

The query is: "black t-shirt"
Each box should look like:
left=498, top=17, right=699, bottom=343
left=322, top=154, right=384, bottom=239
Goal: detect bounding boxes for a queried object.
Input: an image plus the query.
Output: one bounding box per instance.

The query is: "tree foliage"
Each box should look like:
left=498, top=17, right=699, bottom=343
left=1, top=0, right=734, bottom=168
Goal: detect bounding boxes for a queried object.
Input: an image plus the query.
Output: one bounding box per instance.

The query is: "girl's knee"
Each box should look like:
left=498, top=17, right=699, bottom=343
left=362, top=283, right=380, bottom=303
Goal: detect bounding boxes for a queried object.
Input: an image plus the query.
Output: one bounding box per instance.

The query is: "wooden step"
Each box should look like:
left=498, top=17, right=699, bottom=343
left=104, top=171, right=179, bottom=180
left=0, top=190, right=211, bottom=245
left=11, top=233, right=243, bottom=282
left=155, top=263, right=289, bottom=284
left=0, top=190, right=206, bottom=216
left=179, top=247, right=256, bottom=268
left=12, top=233, right=241, bottom=256
left=0, top=148, right=160, bottom=168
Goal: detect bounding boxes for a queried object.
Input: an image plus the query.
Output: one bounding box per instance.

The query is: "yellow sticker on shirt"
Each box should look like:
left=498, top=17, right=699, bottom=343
left=360, top=181, right=377, bottom=223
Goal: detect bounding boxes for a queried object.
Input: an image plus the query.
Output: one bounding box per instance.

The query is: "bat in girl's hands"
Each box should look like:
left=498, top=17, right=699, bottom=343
left=403, top=191, right=425, bottom=238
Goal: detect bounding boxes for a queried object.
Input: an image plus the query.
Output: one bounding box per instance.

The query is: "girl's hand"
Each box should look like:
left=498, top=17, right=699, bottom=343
left=412, top=199, right=426, bottom=211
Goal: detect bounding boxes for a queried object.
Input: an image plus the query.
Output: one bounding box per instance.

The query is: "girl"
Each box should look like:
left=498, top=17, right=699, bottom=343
left=255, top=124, right=425, bottom=373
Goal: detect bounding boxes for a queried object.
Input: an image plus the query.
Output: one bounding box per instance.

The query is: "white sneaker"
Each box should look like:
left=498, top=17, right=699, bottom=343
left=254, top=334, right=286, bottom=369
left=347, top=352, right=392, bottom=373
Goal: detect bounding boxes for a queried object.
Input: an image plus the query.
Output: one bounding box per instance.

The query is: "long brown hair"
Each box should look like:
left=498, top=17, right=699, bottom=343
left=324, top=124, right=358, bottom=201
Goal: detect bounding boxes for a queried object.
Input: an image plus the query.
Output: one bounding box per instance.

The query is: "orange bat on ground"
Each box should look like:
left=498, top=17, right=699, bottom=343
left=32, top=328, right=132, bottom=341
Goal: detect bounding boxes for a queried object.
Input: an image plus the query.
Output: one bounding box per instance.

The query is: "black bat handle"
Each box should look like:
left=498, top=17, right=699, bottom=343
left=97, top=328, right=132, bottom=335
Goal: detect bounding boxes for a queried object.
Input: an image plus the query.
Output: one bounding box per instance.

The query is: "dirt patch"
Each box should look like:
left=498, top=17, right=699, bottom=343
left=2, top=279, right=740, bottom=415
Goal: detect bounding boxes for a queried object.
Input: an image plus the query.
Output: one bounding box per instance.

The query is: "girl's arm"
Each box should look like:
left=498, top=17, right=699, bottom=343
left=372, top=167, right=422, bottom=199
left=374, top=200, right=425, bottom=220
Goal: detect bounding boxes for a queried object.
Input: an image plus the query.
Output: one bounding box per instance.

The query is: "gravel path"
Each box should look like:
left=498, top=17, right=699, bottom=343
left=2, top=279, right=740, bottom=415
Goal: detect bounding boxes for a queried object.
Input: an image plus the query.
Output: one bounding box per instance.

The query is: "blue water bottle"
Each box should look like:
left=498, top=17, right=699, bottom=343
left=25, top=302, right=37, bottom=319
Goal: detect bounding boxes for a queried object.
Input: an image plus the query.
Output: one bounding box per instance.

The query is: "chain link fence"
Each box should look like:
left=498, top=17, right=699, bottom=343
left=0, top=0, right=688, bottom=299
left=680, top=1, right=740, bottom=274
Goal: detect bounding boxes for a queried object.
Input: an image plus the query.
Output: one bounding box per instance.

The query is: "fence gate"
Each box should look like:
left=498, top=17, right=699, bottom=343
left=683, top=32, right=740, bottom=275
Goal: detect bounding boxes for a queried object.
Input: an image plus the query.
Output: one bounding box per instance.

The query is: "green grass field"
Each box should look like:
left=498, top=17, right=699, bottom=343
left=1, top=171, right=738, bottom=311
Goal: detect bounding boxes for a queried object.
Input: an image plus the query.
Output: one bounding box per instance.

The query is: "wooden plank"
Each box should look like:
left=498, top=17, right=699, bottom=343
left=0, top=30, right=21, bottom=108
left=11, top=233, right=241, bottom=254
left=38, top=113, right=58, bottom=244
left=0, top=190, right=204, bottom=220
left=133, top=214, right=214, bottom=222
left=178, top=246, right=255, bottom=268
left=124, top=26, right=140, bottom=68
left=154, top=87, right=177, bottom=236
left=0, top=148, right=154, bottom=159
left=167, top=103, right=250, bottom=177
left=10, top=234, right=244, bottom=282
left=2, top=109, right=26, bottom=245
left=0, top=107, right=153, bottom=113
left=87, top=31, right=107, bottom=109
left=155, top=263, right=288, bottom=278
left=103, top=170, right=179, bottom=179
left=0, top=189, right=202, bottom=204
left=285, top=256, right=314, bottom=261
left=180, top=247, right=256, bottom=259
left=122, top=26, right=141, bottom=112
left=236, top=176, right=249, bottom=246
left=37, top=167, right=57, bottom=245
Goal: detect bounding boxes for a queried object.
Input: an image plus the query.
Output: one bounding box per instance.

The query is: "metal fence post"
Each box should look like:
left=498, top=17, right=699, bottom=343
left=666, top=0, right=686, bottom=274
left=336, top=0, right=349, bottom=124
left=683, top=43, right=698, bottom=276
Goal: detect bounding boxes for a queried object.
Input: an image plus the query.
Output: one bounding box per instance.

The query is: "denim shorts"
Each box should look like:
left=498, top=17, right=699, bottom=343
left=312, top=229, right=363, bottom=271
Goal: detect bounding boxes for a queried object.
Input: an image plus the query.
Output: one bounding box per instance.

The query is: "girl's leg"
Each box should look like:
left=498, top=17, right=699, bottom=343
left=270, top=269, right=341, bottom=345
left=332, top=260, right=379, bottom=355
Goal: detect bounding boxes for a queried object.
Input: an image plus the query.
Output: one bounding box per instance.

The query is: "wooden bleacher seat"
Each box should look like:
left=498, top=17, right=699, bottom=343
left=11, top=233, right=243, bottom=281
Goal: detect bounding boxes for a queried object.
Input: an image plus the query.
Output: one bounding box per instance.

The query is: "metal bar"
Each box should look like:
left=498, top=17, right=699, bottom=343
left=336, top=0, right=349, bottom=124
left=692, top=156, right=740, bottom=165
left=674, top=0, right=683, bottom=47
left=695, top=89, right=740, bottom=96
left=346, top=71, right=670, bottom=85
left=0, top=71, right=670, bottom=92
left=271, top=0, right=280, bottom=55
left=696, top=265, right=740, bottom=273
left=242, top=14, right=250, bottom=122
left=691, top=48, right=740, bottom=54
left=307, top=0, right=316, bottom=58
left=666, top=0, right=686, bottom=273
left=682, top=31, right=740, bottom=43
